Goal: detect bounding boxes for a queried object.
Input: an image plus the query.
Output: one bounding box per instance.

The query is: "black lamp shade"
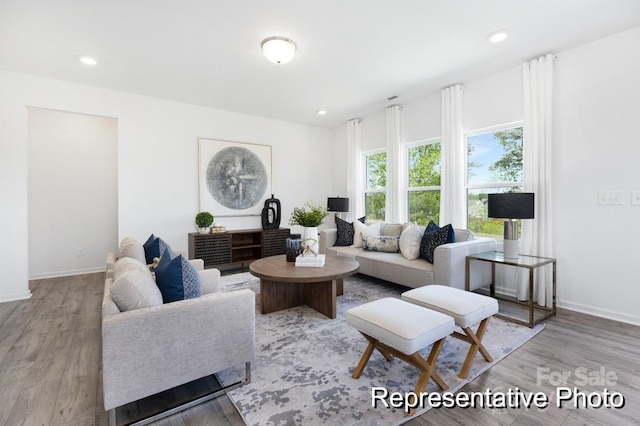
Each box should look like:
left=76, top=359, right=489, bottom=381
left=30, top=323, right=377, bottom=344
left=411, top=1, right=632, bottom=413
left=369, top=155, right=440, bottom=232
left=327, top=197, right=349, bottom=212
left=487, top=193, right=534, bottom=219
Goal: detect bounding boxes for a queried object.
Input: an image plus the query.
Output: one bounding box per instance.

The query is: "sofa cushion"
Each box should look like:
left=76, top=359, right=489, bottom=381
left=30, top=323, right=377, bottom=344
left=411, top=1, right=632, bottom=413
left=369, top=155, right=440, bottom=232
left=454, top=228, right=475, bottom=242
left=353, top=220, right=381, bottom=248
left=114, top=256, right=152, bottom=280
left=326, top=245, right=361, bottom=259
left=420, top=224, right=453, bottom=263
left=143, top=234, right=173, bottom=265
left=362, top=235, right=399, bottom=252
left=399, top=222, right=423, bottom=260
left=334, top=216, right=366, bottom=246
left=110, top=269, right=163, bottom=312
left=380, top=222, right=404, bottom=238
left=119, top=237, right=146, bottom=264
left=153, top=252, right=202, bottom=303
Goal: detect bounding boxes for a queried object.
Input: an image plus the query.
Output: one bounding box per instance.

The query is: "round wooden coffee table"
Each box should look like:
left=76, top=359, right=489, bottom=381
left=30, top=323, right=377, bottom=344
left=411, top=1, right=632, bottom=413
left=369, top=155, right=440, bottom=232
left=249, top=254, right=359, bottom=319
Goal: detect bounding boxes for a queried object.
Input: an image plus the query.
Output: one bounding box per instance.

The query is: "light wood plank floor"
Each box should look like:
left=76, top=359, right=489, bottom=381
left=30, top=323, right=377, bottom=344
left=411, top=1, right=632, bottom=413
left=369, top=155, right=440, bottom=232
left=0, top=273, right=638, bottom=425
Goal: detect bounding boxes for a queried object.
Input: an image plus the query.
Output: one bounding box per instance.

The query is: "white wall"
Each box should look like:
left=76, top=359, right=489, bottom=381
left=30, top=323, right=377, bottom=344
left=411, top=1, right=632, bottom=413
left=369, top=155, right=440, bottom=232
left=28, top=108, right=118, bottom=278
left=0, top=71, right=332, bottom=301
left=330, top=26, right=640, bottom=325
left=553, top=26, right=640, bottom=324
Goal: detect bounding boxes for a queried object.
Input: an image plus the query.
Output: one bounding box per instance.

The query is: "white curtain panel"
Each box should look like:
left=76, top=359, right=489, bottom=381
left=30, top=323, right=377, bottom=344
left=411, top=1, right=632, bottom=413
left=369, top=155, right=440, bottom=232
left=440, top=85, right=467, bottom=228
left=385, top=105, right=402, bottom=223
left=520, top=53, right=555, bottom=307
left=346, top=118, right=363, bottom=221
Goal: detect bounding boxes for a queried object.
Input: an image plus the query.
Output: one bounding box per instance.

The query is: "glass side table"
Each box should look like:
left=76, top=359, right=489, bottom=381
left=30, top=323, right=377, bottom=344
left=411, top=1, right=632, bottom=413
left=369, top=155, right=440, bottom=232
left=466, top=251, right=556, bottom=328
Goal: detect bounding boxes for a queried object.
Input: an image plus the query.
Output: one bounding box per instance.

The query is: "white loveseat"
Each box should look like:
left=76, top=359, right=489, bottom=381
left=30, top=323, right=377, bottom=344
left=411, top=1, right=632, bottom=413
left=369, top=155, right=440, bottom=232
left=102, top=237, right=255, bottom=425
left=319, top=224, right=495, bottom=290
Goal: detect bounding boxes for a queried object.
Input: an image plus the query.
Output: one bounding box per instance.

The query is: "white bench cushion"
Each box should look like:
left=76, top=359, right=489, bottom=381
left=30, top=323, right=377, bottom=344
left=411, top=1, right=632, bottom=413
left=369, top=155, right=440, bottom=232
left=346, top=297, right=454, bottom=355
left=402, top=285, right=498, bottom=328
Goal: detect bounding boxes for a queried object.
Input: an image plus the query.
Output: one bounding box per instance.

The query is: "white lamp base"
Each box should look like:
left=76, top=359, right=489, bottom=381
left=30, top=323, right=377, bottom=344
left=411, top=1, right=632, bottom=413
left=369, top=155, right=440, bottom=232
left=503, top=239, right=519, bottom=259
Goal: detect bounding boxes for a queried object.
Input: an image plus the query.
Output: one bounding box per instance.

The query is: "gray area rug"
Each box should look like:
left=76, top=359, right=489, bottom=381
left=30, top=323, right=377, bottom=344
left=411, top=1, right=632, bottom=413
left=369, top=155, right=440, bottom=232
left=218, top=272, right=544, bottom=425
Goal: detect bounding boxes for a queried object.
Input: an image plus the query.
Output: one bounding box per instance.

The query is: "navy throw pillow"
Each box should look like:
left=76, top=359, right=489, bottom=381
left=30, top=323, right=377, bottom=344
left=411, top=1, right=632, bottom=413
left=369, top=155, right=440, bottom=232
left=153, top=252, right=202, bottom=303
left=143, top=235, right=173, bottom=264
left=424, top=220, right=455, bottom=243
left=419, top=223, right=454, bottom=263
left=334, top=216, right=366, bottom=246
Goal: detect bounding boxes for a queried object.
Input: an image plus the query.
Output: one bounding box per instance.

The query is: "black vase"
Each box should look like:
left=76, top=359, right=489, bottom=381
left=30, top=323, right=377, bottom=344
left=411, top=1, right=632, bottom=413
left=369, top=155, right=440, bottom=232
left=286, top=234, right=303, bottom=262
left=261, top=194, right=281, bottom=230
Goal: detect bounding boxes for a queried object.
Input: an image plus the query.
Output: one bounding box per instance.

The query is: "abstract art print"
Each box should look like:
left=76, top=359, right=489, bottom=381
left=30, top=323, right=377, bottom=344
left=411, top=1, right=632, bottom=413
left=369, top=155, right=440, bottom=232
left=199, top=138, right=272, bottom=216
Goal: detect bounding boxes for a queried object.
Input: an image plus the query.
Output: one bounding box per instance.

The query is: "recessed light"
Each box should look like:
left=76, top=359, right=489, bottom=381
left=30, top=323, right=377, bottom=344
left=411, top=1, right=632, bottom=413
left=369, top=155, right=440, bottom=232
left=488, top=31, right=508, bottom=43
left=317, top=110, right=327, bottom=115
left=79, top=56, right=97, bottom=65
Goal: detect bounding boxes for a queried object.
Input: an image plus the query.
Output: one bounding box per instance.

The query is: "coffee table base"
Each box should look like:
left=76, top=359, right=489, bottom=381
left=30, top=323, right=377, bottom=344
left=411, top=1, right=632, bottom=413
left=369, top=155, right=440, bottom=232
left=260, top=279, right=344, bottom=319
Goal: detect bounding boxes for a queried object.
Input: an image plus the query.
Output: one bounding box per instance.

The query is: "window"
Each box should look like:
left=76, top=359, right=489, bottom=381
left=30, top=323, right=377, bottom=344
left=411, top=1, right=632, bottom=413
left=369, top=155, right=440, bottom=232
left=406, top=140, right=441, bottom=225
left=466, top=125, right=523, bottom=238
left=364, top=150, right=386, bottom=221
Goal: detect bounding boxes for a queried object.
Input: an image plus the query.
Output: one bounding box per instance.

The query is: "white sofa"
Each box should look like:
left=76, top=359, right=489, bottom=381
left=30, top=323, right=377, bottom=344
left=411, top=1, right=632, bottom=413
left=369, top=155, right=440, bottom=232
left=319, top=226, right=495, bottom=290
left=102, top=237, right=255, bottom=425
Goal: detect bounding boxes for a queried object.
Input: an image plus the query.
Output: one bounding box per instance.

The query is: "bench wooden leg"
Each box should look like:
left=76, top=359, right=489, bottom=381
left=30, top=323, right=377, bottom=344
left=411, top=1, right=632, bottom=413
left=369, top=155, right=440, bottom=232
left=351, top=333, right=449, bottom=416
left=452, top=317, right=492, bottom=379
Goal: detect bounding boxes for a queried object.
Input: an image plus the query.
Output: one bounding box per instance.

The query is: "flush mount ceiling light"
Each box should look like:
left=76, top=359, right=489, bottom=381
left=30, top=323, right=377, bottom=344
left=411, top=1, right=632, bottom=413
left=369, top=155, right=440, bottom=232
left=317, top=110, right=327, bottom=115
left=261, top=36, right=296, bottom=64
left=79, top=56, right=97, bottom=65
left=488, top=31, right=508, bottom=43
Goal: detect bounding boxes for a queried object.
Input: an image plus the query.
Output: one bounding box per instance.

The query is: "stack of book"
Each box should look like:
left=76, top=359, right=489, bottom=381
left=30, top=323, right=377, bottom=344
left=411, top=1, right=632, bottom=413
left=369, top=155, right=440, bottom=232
left=295, top=254, right=325, bottom=267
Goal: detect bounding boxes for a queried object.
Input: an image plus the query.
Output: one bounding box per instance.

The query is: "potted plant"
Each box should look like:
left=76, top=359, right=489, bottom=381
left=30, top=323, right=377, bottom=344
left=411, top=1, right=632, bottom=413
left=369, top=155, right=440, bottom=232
left=195, top=211, right=214, bottom=234
left=289, top=202, right=328, bottom=255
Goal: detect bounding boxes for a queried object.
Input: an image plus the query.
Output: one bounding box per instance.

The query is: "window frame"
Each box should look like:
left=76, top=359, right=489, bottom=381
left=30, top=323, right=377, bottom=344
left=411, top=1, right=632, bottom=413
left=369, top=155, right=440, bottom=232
left=465, top=122, right=524, bottom=239
left=363, top=148, right=387, bottom=221
left=404, top=137, right=442, bottom=224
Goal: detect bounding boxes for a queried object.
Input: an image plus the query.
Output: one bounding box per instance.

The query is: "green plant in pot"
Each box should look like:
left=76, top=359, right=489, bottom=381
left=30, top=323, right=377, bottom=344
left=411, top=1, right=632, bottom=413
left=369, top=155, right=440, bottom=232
left=289, top=202, right=328, bottom=255
left=195, top=211, right=214, bottom=234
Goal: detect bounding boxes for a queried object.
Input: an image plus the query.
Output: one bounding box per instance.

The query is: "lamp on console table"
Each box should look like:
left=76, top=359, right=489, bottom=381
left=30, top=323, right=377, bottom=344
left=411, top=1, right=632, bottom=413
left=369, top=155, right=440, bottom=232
left=487, top=192, right=534, bottom=259
left=327, top=197, right=349, bottom=220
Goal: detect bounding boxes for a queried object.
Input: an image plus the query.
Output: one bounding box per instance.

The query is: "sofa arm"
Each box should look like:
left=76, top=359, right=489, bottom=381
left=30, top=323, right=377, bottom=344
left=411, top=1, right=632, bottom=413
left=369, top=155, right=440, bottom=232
left=433, top=238, right=496, bottom=290
left=199, top=267, right=220, bottom=294
left=102, top=289, right=255, bottom=411
left=319, top=229, right=338, bottom=254
left=189, top=258, right=204, bottom=270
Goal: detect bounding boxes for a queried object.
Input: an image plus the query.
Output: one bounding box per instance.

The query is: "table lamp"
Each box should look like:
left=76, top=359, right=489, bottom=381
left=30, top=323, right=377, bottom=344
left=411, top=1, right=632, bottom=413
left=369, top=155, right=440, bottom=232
left=487, top=193, right=534, bottom=259
left=327, top=197, right=349, bottom=219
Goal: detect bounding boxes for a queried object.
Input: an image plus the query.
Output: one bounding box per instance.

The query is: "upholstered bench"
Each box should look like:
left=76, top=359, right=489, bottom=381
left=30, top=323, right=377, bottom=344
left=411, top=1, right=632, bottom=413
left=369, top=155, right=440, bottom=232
left=401, top=285, right=499, bottom=379
left=346, top=297, right=455, bottom=415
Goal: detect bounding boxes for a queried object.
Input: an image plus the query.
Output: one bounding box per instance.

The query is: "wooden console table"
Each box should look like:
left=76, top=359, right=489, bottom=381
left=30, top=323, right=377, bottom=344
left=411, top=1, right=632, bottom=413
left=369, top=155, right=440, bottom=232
left=188, top=228, right=290, bottom=269
left=466, top=251, right=556, bottom=328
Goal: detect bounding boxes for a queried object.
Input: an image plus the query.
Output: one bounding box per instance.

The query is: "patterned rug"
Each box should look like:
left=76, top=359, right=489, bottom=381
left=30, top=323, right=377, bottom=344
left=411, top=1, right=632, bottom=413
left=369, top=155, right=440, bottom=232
left=218, top=272, right=544, bottom=426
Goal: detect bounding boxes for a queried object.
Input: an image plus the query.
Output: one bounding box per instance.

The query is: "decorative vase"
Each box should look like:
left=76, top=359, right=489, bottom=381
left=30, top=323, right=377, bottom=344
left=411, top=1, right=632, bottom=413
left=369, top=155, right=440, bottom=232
left=198, top=227, right=209, bottom=234
left=261, top=194, right=281, bottom=230
left=301, top=227, right=319, bottom=256
left=285, top=234, right=303, bottom=262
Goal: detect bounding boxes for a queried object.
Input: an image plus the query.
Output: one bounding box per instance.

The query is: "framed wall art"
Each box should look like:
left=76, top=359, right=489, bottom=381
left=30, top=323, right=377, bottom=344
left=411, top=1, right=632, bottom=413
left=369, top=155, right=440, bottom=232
left=198, top=138, right=272, bottom=217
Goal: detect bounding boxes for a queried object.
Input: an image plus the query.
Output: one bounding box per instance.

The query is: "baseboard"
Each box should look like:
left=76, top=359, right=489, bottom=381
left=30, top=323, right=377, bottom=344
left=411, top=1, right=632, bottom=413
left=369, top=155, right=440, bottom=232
left=558, top=300, right=640, bottom=327
left=29, top=266, right=105, bottom=280
left=492, top=285, right=640, bottom=326
left=0, top=290, right=32, bottom=303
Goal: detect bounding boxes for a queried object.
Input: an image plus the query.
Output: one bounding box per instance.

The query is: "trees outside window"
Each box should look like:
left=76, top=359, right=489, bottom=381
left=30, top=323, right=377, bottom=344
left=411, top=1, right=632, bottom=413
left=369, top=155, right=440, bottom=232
left=407, top=140, right=441, bottom=225
left=364, top=150, right=386, bottom=221
left=467, top=126, right=523, bottom=238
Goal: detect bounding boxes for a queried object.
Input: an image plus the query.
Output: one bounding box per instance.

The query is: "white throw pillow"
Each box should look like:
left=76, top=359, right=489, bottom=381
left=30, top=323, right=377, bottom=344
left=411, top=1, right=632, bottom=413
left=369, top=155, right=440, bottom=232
left=399, top=222, right=423, bottom=260
left=114, top=256, right=152, bottom=280
left=118, top=237, right=146, bottom=265
left=110, top=269, right=163, bottom=312
left=353, top=221, right=381, bottom=248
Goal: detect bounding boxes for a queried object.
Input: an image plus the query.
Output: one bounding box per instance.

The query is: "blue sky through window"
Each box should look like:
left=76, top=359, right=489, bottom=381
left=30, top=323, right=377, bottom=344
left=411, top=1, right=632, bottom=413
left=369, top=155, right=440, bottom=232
left=467, top=132, right=509, bottom=185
